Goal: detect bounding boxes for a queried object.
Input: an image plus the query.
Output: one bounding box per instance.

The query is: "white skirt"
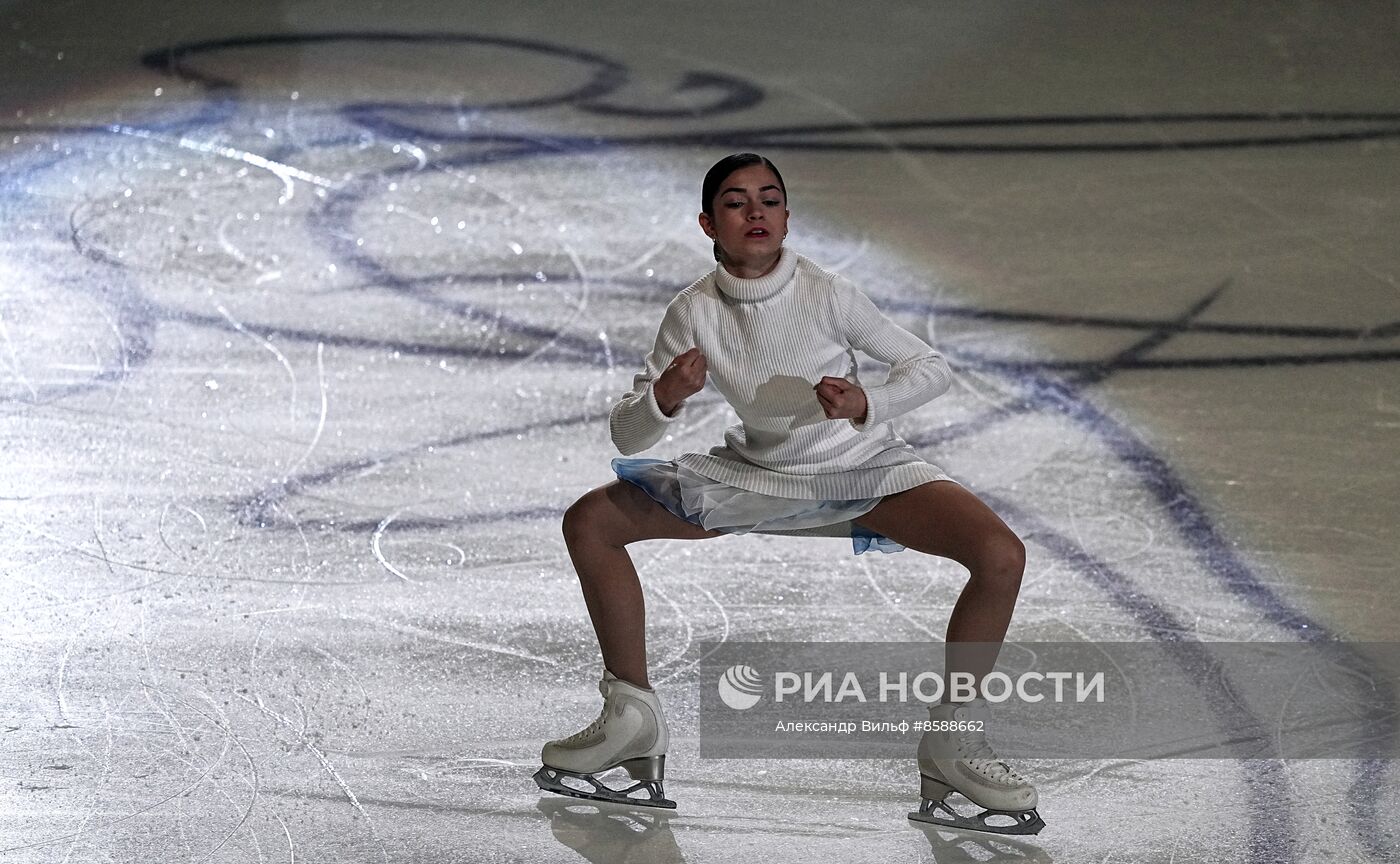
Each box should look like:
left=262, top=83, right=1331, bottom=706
left=611, top=457, right=904, bottom=555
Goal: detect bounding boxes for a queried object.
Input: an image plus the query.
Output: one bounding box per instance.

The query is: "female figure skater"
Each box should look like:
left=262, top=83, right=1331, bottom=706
left=534, top=154, right=1041, bottom=834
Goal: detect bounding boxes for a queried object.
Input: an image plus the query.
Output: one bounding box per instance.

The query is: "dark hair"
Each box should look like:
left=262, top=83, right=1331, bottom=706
left=701, top=153, right=786, bottom=217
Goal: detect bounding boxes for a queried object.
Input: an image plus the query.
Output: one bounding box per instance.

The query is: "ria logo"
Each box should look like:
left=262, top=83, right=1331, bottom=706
left=717, top=665, right=763, bottom=710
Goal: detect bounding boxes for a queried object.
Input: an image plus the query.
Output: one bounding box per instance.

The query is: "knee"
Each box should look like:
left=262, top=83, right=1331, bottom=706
left=974, top=531, right=1026, bottom=594
left=561, top=491, right=601, bottom=547
left=563, top=487, right=628, bottom=548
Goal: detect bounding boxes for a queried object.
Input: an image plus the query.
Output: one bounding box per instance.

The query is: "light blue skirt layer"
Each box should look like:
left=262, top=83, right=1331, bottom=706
left=611, top=457, right=904, bottom=555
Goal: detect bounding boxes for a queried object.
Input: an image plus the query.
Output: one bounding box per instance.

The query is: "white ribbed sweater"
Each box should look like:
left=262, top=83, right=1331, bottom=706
left=609, top=248, right=953, bottom=500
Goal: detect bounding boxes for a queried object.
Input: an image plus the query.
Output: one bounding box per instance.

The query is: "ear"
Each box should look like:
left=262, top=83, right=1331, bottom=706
left=697, top=211, right=716, bottom=239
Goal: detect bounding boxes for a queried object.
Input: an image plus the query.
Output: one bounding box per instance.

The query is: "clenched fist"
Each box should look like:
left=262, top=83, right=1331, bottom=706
left=655, top=347, right=707, bottom=416
left=814, top=376, right=868, bottom=424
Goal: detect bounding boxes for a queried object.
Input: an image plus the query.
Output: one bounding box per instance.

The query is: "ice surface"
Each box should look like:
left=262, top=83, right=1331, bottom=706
left=1, top=2, right=1398, bottom=862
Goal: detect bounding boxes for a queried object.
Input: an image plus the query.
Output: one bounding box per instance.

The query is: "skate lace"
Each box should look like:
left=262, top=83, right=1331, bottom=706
left=563, top=702, right=609, bottom=743
left=956, top=727, right=1028, bottom=785
left=562, top=682, right=614, bottom=743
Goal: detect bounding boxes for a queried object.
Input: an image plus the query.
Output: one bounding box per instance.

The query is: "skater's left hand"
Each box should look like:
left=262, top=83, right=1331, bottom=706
left=814, top=376, right=868, bottom=424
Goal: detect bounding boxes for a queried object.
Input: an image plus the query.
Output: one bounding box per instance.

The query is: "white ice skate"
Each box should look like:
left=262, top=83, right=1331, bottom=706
left=908, top=698, right=1044, bottom=835
left=533, top=670, right=675, bottom=809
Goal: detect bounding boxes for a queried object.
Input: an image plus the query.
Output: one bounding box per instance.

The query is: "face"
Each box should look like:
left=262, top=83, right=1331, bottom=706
left=699, top=164, right=789, bottom=269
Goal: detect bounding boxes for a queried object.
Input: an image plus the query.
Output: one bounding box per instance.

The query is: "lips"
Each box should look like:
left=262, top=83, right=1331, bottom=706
left=745, top=228, right=769, bottom=238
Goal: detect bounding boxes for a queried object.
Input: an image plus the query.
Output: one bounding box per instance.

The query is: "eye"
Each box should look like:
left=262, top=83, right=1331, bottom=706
left=724, top=201, right=744, bottom=209
left=763, top=199, right=781, bottom=207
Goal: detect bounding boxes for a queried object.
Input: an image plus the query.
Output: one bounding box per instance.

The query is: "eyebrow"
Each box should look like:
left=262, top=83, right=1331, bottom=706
left=720, top=185, right=783, bottom=196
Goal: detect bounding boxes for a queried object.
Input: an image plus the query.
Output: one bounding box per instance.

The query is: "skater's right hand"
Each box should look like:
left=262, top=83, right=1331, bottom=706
left=654, top=347, right=706, bottom=416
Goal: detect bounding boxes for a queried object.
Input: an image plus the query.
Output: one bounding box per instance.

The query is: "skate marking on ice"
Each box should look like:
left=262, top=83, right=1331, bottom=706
left=108, top=124, right=337, bottom=204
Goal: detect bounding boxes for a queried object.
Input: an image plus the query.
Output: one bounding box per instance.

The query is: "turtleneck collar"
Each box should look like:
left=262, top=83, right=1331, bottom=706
left=713, top=246, right=798, bottom=302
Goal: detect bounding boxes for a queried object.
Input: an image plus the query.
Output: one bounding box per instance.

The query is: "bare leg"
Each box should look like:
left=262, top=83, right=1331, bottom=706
left=852, top=480, right=1026, bottom=689
left=561, top=480, right=723, bottom=689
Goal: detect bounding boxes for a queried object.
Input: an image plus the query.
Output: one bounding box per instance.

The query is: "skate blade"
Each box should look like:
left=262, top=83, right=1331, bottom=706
left=534, top=766, right=677, bottom=810
left=908, top=797, right=1045, bottom=836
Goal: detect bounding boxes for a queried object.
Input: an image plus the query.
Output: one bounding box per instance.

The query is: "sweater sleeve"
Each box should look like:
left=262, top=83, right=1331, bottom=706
left=835, top=275, right=953, bottom=433
left=609, top=292, right=695, bottom=455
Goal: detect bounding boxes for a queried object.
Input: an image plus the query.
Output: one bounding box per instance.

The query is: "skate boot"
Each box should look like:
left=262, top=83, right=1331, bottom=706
left=533, top=670, right=675, bottom=809
left=908, top=698, right=1044, bottom=835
